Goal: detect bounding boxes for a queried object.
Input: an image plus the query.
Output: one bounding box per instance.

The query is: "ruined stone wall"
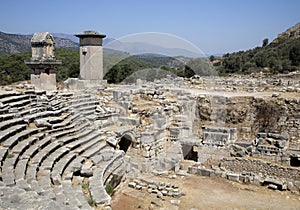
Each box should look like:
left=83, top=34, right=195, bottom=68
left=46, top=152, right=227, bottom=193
left=220, top=158, right=300, bottom=181
left=196, top=95, right=300, bottom=150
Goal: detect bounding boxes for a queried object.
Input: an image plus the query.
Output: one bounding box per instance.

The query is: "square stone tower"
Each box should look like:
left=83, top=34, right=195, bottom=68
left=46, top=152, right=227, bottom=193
left=25, top=32, right=61, bottom=91
left=75, top=30, right=106, bottom=80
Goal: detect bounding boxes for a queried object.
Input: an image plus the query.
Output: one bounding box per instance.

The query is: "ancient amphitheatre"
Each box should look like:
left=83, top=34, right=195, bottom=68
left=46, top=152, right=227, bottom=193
left=0, top=30, right=299, bottom=210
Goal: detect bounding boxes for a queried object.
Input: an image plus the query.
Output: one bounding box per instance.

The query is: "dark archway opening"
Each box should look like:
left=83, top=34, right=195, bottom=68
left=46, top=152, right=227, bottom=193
left=182, top=145, right=198, bottom=162
left=45, top=69, right=50, bottom=75
left=290, top=156, right=300, bottom=167
left=118, top=135, right=132, bottom=153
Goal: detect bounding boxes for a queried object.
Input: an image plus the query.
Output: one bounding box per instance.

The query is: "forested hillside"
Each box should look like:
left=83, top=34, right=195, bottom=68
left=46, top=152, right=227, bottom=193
left=218, top=37, right=300, bottom=75
left=0, top=49, right=79, bottom=85
left=0, top=48, right=214, bottom=85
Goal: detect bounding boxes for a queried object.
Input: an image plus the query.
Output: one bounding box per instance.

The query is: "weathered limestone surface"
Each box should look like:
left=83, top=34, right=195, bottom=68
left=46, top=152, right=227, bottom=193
left=25, top=32, right=62, bottom=91
left=0, top=70, right=300, bottom=209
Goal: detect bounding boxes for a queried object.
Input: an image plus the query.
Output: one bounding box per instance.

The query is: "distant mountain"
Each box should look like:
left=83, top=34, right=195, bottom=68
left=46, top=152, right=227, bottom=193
left=0, top=31, right=79, bottom=55
left=52, top=33, right=116, bottom=45
left=105, top=40, right=202, bottom=58
left=52, top=33, right=79, bottom=43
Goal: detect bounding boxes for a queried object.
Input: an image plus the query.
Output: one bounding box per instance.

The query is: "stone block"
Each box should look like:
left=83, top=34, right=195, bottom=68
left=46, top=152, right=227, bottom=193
left=268, top=184, right=278, bottom=190
left=227, top=173, right=239, bottom=182
left=197, top=168, right=212, bottom=176
left=170, top=199, right=181, bottom=205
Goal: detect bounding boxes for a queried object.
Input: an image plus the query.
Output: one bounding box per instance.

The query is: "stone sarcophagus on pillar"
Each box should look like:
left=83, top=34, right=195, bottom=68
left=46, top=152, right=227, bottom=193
left=25, top=32, right=61, bottom=91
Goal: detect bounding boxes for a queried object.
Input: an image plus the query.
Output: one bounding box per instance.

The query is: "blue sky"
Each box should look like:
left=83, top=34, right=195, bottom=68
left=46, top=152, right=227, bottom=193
left=1, top=0, right=299, bottom=54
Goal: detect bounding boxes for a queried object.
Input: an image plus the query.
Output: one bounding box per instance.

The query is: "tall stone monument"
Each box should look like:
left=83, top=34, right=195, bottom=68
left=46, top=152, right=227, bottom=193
left=64, top=30, right=107, bottom=90
left=25, top=32, right=61, bottom=91
left=75, top=30, right=106, bottom=80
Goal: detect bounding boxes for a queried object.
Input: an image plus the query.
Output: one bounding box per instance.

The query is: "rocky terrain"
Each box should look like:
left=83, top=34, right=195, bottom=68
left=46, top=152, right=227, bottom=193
left=275, top=22, right=300, bottom=41
left=0, top=71, right=299, bottom=209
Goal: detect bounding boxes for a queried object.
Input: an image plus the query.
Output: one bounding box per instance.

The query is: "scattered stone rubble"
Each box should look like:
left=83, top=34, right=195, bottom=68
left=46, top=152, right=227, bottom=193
left=128, top=178, right=185, bottom=199
left=0, top=71, right=299, bottom=209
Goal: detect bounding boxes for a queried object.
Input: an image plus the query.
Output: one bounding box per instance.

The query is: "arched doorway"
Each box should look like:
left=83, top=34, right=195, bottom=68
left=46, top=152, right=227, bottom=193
left=182, top=144, right=198, bottom=162
left=118, top=134, right=132, bottom=153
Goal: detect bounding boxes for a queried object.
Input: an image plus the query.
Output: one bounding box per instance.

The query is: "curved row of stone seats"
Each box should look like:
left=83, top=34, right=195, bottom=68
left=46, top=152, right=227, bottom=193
left=41, top=128, right=94, bottom=172
left=50, top=120, right=88, bottom=139
left=69, top=94, right=99, bottom=117
left=70, top=99, right=99, bottom=110
left=0, top=124, right=27, bottom=143
left=46, top=93, right=74, bottom=112
left=0, top=117, right=26, bottom=132
left=60, top=137, right=108, bottom=182
left=25, top=121, right=90, bottom=184
left=0, top=93, right=29, bottom=104
left=19, top=119, right=80, bottom=179
left=89, top=150, right=124, bottom=206
left=50, top=136, right=110, bottom=209
left=24, top=110, right=62, bottom=123
left=0, top=91, right=21, bottom=99
left=44, top=129, right=108, bottom=209
left=0, top=112, right=16, bottom=122
left=14, top=133, right=45, bottom=181
left=0, top=90, right=126, bottom=209
left=0, top=127, right=41, bottom=177
left=50, top=112, right=79, bottom=130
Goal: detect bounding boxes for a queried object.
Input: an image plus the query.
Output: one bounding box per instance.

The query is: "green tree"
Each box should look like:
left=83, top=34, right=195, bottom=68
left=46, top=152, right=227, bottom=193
left=290, top=45, right=300, bottom=66
left=262, top=38, right=269, bottom=47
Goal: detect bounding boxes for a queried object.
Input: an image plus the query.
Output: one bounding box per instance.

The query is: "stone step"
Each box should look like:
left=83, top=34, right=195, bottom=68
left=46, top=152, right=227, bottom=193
left=63, top=156, right=85, bottom=180
left=26, top=142, right=61, bottom=183
left=0, top=112, right=15, bottom=122
left=0, top=124, right=27, bottom=143
left=9, top=99, right=31, bottom=108
left=89, top=167, right=111, bottom=206
left=65, top=129, right=101, bottom=150
left=0, top=146, right=8, bottom=170
left=2, top=158, right=16, bottom=186
left=62, top=180, right=90, bottom=210
left=51, top=153, right=77, bottom=185
left=81, top=142, right=107, bottom=159
left=2, top=128, right=39, bottom=149
left=40, top=129, right=95, bottom=173
left=37, top=169, right=52, bottom=193
left=22, top=136, right=52, bottom=160
left=15, top=158, right=29, bottom=180
left=12, top=135, right=39, bottom=155
left=0, top=118, right=26, bottom=131
left=0, top=94, right=29, bottom=105
left=71, top=99, right=99, bottom=109
left=23, top=110, right=62, bottom=123
left=51, top=121, right=89, bottom=139
left=40, top=147, right=70, bottom=171
left=52, top=113, right=80, bottom=130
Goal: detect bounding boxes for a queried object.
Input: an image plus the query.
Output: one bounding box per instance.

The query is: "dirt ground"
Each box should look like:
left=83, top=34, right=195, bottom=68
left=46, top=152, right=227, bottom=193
left=111, top=174, right=300, bottom=210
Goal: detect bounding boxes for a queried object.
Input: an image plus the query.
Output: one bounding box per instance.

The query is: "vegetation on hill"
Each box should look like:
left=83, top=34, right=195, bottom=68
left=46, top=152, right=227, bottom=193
left=0, top=49, right=79, bottom=85
left=0, top=52, right=31, bottom=85
left=217, top=37, right=300, bottom=75
left=2, top=24, right=300, bottom=85
left=103, top=55, right=214, bottom=83
left=0, top=47, right=214, bottom=85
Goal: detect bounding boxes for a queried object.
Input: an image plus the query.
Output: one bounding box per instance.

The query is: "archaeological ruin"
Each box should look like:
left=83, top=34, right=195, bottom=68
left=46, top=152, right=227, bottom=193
left=0, top=31, right=300, bottom=209
left=25, top=32, right=62, bottom=91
